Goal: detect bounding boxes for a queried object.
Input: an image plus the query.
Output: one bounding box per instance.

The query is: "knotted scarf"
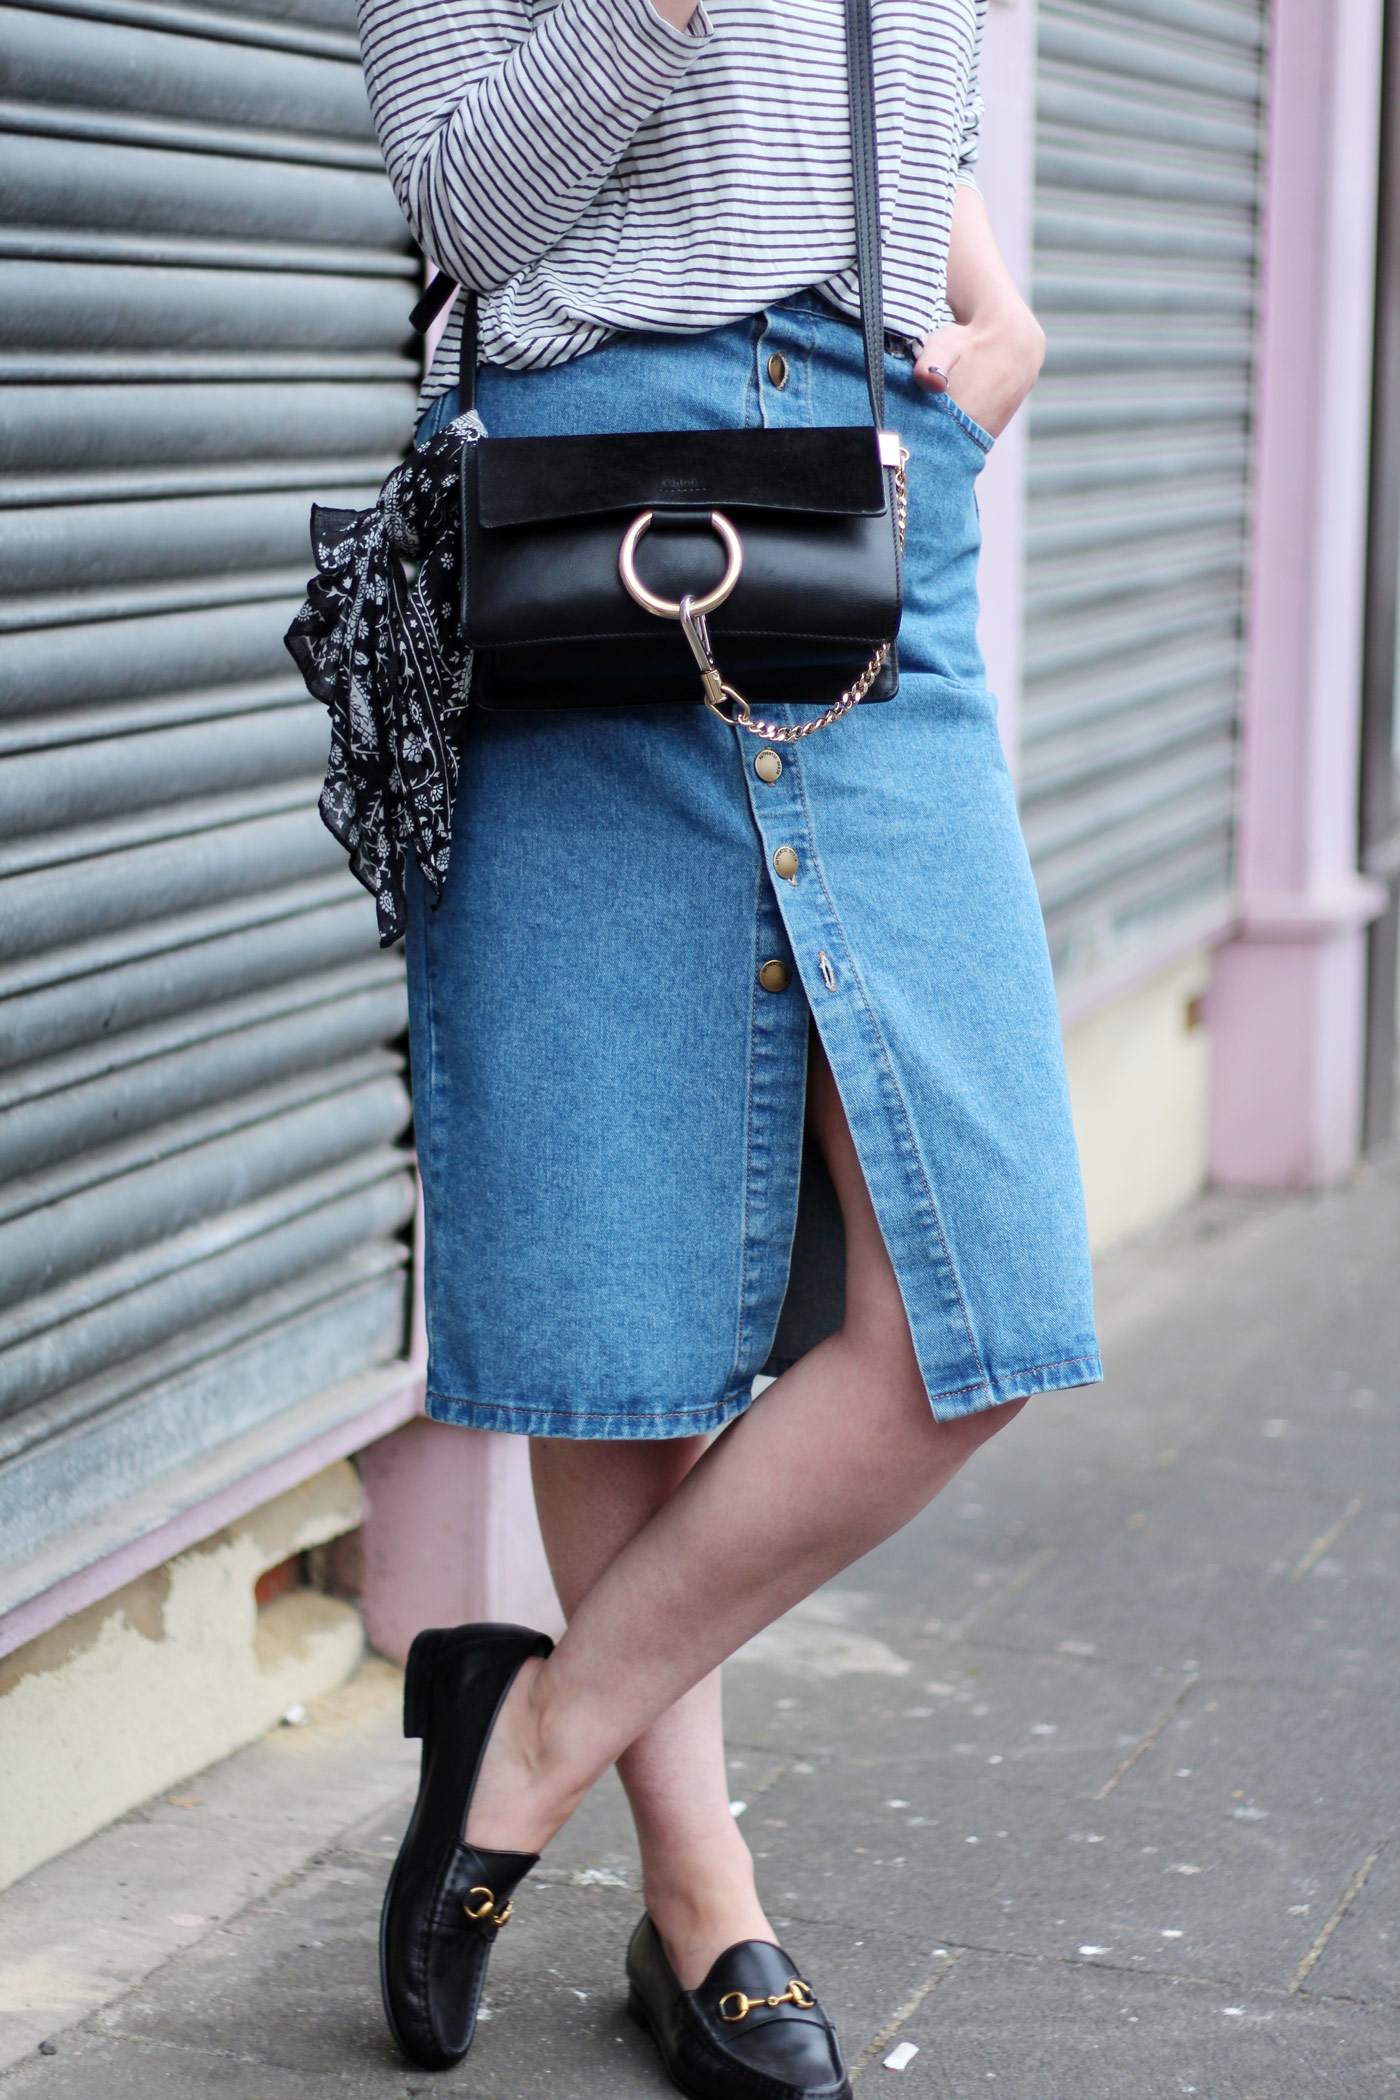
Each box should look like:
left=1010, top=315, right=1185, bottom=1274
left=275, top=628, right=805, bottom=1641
left=283, top=407, right=486, bottom=948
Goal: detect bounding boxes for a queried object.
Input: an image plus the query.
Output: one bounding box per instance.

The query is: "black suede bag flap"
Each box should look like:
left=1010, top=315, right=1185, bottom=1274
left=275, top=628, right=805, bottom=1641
left=475, top=426, right=887, bottom=530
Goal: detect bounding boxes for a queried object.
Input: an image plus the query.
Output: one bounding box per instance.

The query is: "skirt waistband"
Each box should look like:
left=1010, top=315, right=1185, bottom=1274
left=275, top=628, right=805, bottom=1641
left=770, top=287, right=919, bottom=361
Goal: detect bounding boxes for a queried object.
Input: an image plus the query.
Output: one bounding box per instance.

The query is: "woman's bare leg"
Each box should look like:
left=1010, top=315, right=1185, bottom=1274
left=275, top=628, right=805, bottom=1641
left=529, top=1434, right=778, bottom=1985
left=467, top=1017, right=1028, bottom=1867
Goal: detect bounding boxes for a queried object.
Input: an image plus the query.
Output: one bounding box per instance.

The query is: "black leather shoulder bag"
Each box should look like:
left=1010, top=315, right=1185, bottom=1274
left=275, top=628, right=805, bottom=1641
left=414, top=0, right=908, bottom=746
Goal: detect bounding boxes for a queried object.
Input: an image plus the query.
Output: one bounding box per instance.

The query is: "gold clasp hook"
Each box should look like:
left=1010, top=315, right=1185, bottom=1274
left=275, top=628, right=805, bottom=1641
left=717, top=1979, right=816, bottom=2022
left=678, top=595, right=753, bottom=725
left=678, top=594, right=727, bottom=713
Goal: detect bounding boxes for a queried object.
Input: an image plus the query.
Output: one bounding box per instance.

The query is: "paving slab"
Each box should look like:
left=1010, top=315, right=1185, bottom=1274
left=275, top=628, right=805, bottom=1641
left=1297, top=1836, right=1398, bottom=2007
left=1099, top=1672, right=1399, bottom=1834
left=726, top=1611, right=1201, bottom=1795
left=729, top=1749, right=1377, bottom=1992
left=844, top=1946, right=1400, bottom=2100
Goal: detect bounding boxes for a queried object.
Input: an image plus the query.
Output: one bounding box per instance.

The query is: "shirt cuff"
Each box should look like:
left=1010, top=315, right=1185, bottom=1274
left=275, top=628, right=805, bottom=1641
left=626, top=0, right=716, bottom=54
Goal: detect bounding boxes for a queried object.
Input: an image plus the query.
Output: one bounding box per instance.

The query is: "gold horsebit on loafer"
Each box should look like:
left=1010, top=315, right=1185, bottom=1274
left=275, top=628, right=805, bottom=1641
left=463, top=1885, right=513, bottom=1928
left=717, top=1978, right=817, bottom=2022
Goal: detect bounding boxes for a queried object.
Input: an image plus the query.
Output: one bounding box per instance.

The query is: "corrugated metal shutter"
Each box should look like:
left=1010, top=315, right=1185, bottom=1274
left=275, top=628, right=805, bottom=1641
left=0, top=0, right=421, bottom=1603
left=1024, top=0, right=1270, bottom=981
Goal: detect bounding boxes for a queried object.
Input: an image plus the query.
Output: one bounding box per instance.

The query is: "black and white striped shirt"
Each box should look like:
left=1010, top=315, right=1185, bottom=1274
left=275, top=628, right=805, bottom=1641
left=357, top=0, right=986, bottom=400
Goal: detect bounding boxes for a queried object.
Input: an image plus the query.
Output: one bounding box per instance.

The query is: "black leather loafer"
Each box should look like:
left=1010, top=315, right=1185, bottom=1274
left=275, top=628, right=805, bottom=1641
left=625, top=1911, right=852, bottom=2100
left=379, top=1621, right=554, bottom=2069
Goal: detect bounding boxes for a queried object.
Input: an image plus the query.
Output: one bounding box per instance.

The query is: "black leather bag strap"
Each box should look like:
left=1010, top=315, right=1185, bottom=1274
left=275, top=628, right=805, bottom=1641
left=843, top=0, right=886, bottom=430
left=411, top=0, right=887, bottom=429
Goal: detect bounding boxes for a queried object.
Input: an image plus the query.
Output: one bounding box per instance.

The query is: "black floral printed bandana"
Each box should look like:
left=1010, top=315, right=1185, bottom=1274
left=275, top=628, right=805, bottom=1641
left=283, top=407, right=486, bottom=948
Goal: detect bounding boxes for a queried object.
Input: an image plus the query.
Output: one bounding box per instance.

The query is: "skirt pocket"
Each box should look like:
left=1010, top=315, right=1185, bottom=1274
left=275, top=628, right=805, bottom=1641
left=931, top=387, right=997, bottom=457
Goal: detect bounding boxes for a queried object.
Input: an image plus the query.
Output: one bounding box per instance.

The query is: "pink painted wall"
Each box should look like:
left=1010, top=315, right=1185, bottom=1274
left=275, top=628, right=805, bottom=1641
left=357, top=1169, right=561, bottom=1663
left=358, top=1416, right=564, bottom=1664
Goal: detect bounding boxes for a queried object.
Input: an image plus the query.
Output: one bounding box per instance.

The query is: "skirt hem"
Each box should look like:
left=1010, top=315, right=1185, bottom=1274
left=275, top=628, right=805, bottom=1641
left=921, top=1349, right=1106, bottom=1423
left=423, top=1382, right=758, bottom=1440
left=421, top=1346, right=1105, bottom=1438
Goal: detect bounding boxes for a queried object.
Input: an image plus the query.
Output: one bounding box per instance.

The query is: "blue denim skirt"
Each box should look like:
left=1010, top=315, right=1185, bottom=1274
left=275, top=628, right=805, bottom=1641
left=403, top=288, right=1104, bottom=1437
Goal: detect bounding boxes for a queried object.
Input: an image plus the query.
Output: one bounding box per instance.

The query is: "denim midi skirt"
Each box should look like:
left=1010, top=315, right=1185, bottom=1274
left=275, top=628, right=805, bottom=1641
left=402, top=288, right=1105, bottom=1438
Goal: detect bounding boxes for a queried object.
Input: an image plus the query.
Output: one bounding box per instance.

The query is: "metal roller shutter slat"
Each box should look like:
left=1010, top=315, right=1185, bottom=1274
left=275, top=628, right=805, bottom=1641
left=1022, top=638, right=1243, bottom=738
left=1038, top=82, right=1261, bottom=158
left=0, top=132, right=404, bottom=243
left=0, top=259, right=411, bottom=351
left=0, top=1265, right=409, bottom=1564
left=1038, top=17, right=1263, bottom=103
left=0, top=711, right=327, bottom=835
left=0, top=1072, right=409, bottom=1313
left=0, top=380, right=412, bottom=473
left=0, top=811, right=341, bottom=955
left=24, top=0, right=361, bottom=60
left=2, top=8, right=374, bottom=138
left=0, top=978, right=408, bottom=1175
left=2, top=890, right=377, bottom=1060
left=1, top=1163, right=411, bottom=1410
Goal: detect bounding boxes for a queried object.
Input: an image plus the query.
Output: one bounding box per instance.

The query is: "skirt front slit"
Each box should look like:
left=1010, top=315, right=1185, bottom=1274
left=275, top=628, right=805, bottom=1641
left=403, top=290, right=1105, bottom=1436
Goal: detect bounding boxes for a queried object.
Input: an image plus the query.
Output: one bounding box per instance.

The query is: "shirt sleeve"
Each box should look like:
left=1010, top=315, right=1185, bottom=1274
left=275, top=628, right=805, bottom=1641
left=357, top=0, right=717, bottom=292
left=954, top=0, right=985, bottom=194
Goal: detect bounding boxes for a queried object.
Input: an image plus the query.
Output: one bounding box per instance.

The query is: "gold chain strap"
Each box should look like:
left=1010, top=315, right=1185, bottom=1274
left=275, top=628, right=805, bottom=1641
left=616, top=445, right=910, bottom=745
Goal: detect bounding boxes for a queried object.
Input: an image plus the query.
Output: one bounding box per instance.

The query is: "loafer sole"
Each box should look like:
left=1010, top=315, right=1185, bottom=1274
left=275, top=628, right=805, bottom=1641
left=378, top=1841, right=423, bottom=2065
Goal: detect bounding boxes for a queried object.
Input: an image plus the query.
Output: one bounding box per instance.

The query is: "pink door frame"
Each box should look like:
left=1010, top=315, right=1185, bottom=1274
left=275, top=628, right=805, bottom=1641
left=972, top=0, right=1039, bottom=783
left=1206, top=0, right=1390, bottom=1185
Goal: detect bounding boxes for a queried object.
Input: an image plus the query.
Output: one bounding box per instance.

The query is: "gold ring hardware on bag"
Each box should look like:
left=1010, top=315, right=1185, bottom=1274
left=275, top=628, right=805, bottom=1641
left=717, top=1979, right=817, bottom=2023
left=463, top=1885, right=513, bottom=1928
left=619, top=442, right=909, bottom=743
left=618, top=508, right=744, bottom=620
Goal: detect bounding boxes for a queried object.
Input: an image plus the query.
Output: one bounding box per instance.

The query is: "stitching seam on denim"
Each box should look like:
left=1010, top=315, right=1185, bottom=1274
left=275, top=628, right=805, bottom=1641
left=1006, top=1353, right=1102, bottom=1377
left=936, top=392, right=993, bottom=454
left=745, top=311, right=763, bottom=429
left=790, top=751, right=989, bottom=1396
left=926, top=1353, right=1102, bottom=1403
left=425, top=1389, right=754, bottom=1422
left=728, top=835, right=765, bottom=1391
left=422, top=1399, right=759, bottom=1439
left=800, top=306, right=817, bottom=431
left=419, top=876, right=444, bottom=1385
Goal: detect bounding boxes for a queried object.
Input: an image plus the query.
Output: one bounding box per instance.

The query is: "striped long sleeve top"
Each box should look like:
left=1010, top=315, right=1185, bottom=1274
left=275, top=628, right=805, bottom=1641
left=356, top=0, right=987, bottom=400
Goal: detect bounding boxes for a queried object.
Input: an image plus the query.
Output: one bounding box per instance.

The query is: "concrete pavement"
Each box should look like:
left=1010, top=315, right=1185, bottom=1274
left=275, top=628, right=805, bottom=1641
left=3, top=1143, right=1398, bottom=2099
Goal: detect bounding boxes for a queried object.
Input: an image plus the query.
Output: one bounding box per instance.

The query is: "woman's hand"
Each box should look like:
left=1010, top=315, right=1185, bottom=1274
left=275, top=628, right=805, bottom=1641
left=912, top=298, right=1047, bottom=442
